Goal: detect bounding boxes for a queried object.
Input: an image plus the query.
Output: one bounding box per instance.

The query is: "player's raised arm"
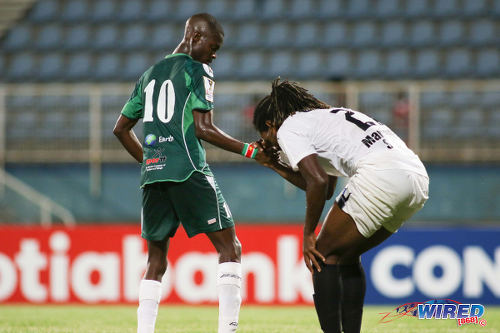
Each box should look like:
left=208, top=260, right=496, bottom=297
left=192, top=108, right=264, bottom=159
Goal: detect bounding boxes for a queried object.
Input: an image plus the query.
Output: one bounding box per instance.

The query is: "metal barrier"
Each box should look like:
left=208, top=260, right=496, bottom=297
left=0, top=80, right=499, bottom=169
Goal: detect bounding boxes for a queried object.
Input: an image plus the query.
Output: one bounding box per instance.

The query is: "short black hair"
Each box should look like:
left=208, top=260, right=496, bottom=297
left=253, top=78, right=331, bottom=132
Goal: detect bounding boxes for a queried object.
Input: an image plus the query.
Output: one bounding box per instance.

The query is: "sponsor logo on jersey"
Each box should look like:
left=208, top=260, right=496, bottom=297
left=159, top=135, right=174, bottom=143
left=145, top=148, right=167, bottom=171
left=144, top=134, right=157, bottom=146
left=203, top=76, right=215, bottom=102
left=202, top=63, right=214, bottom=77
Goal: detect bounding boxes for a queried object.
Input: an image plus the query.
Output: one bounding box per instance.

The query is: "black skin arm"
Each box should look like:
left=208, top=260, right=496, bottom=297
left=113, top=114, right=143, bottom=163
left=297, top=154, right=334, bottom=273
left=193, top=109, right=265, bottom=159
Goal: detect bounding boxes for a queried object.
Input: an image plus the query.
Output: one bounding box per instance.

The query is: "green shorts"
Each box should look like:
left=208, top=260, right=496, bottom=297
left=141, top=171, right=234, bottom=240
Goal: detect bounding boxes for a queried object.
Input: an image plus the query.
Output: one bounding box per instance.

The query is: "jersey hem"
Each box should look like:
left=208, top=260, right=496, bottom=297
left=139, top=169, right=212, bottom=188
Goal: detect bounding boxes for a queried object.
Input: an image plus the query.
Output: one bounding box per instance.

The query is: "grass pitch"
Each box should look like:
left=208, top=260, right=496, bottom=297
left=0, top=305, right=498, bottom=333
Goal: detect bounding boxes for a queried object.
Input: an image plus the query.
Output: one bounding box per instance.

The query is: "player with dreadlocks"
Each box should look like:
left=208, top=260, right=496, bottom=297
left=253, top=79, right=429, bottom=333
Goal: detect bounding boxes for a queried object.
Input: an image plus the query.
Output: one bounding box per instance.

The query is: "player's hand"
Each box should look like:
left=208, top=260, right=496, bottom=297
left=251, top=141, right=275, bottom=167
left=303, top=233, right=326, bottom=273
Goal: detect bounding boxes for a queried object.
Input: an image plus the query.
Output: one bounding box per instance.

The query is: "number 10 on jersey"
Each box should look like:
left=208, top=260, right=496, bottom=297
left=143, top=79, right=175, bottom=124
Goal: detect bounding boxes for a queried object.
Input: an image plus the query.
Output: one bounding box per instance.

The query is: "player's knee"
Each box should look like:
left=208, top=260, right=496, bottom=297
left=325, top=254, right=341, bottom=265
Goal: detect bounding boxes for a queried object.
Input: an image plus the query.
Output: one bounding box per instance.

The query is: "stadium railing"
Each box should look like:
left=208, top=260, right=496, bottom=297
left=0, top=79, right=499, bottom=170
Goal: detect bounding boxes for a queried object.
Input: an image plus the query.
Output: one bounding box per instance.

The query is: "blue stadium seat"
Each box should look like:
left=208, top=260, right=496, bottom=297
left=6, top=52, right=36, bottom=81
left=477, top=49, right=499, bottom=77
left=493, top=0, right=500, bottom=15
left=294, top=23, right=319, bottom=48
left=7, top=96, right=37, bottom=139
left=236, top=52, right=265, bottom=78
left=381, top=21, right=406, bottom=46
left=91, top=0, right=117, bottom=22
left=122, top=54, right=149, bottom=81
left=28, top=0, right=59, bottom=23
left=64, top=25, right=91, bottom=50
left=220, top=23, right=236, bottom=47
left=265, top=23, right=291, bottom=48
left=121, top=25, right=147, bottom=50
left=145, top=0, right=172, bottom=21
left=232, top=0, right=256, bottom=19
left=355, top=51, right=382, bottom=78
left=410, top=20, right=435, bottom=46
left=376, top=0, right=401, bottom=17
left=93, top=25, right=120, bottom=50
left=454, top=109, right=484, bottom=139
left=35, top=24, right=63, bottom=50
left=205, top=0, right=230, bottom=19
left=235, top=22, right=261, bottom=48
left=422, top=108, right=454, bottom=140
left=450, top=91, right=475, bottom=108
left=2, top=24, right=32, bottom=51
left=405, top=0, right=430, bottom=17
left=176, top=0, right=202, bottom=19
left=269, top=51, right=294, bottom=78
left=360, top=92, right=391, bottom=107
left=433, top=0, right=459, bottom=17
left=481, top=91, right=500, bottom=108
left=290, top=0, right=315, bottom=18
left=94, top=54, right=121, bottom=80
left=469, top=20, right=496, bottom=45
left=213, top=52, right=236, bottom=79
left=414, top=50, right=440, bottom=77
left=261, top=0, right=287, bottom=19
left=347, top=0, right=371, bottom=17
left=66, top=53, right=92, bottom=81
left=486, top=110, right=500, bottom=139
left=445, top=49, right=472, bottom=77
left=323, top=22, right=347, bottom=47
left=351, top=22, right=377, bottom=47
left=317, top=0, right=343, bottom=18
left=150, top=24, right=179, bottom=50
left=0, top=53, right=4, bottom=78
left=439, top=20, right=464, bottom=46
left=38, top=53, right=64, bottom=81
left=420, top=91, right=447, bottom=108
left=295, top=51, right=323, bottom=78
left=385, top=50, right=410, bottom=77
left=463, top=0, right=488, bottom=15
left=326, top=50, right=352, bottom=78
left=117, top=0, right=144, bottom=21
left=61, top=0, right=89, bottom=22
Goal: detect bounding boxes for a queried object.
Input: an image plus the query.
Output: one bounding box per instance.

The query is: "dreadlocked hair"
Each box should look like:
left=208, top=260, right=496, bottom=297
left=253, top=78, right=331, bottom=132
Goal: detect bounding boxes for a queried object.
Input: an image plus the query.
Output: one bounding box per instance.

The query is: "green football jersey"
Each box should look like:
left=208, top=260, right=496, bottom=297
left=121, top=53, right=216, bottom=187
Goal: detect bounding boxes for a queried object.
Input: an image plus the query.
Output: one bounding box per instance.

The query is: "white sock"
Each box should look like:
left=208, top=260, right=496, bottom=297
left=137, top=279, right=162, bottom=333
left=217, top=262, right=242, bottom=333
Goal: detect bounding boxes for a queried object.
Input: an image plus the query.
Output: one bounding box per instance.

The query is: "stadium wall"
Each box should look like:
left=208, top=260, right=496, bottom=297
left=4, top=163, right=500, bottom=223
left=0, top=225, right=498, bottom=305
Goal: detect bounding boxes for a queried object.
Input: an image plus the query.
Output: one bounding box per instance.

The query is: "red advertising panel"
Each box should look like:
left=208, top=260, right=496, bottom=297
left=0, top=225, right=313, bottom=304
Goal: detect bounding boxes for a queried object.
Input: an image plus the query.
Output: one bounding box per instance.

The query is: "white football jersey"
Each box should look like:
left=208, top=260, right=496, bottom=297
left=277, top=108, right=427, bottom=178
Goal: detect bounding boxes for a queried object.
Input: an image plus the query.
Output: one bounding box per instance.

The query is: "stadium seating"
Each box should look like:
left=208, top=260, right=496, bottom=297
left=0, top=0, right=498, bottom=82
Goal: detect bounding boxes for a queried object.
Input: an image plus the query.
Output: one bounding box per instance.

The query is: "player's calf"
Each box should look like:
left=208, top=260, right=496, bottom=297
left=217, top=262, right=242, bottom=333
left=312, top=265, right=342, bottom=333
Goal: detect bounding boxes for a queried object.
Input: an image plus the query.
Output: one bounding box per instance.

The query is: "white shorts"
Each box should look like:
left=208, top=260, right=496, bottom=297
left=336, top=167, right=429, bottom=238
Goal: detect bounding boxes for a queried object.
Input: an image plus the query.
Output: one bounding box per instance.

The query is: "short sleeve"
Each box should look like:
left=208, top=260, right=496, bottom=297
left=121, top=79, right=144, bottom=119
left=277, top=123, right=316, bottom=171
left=190, top=63, right=214, bottom=112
